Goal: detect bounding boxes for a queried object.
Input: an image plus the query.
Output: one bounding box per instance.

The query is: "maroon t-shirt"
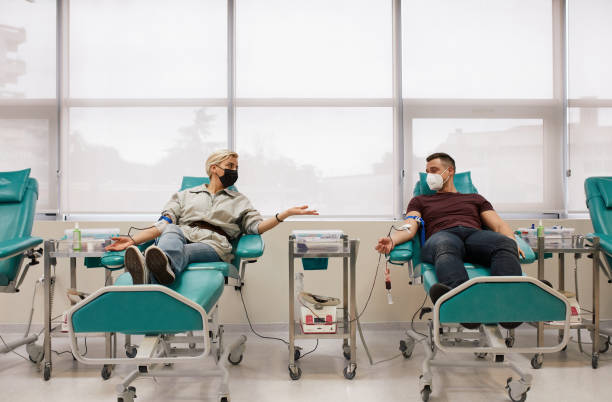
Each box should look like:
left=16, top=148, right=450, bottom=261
left=406, top=192, right=494, bottom=240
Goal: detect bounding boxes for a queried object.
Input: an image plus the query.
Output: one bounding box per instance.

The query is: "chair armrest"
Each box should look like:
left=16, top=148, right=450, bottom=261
left=234, top=234, right=264, bottom=259
left=389, top=241, right=414, bottom=264
left=586, top=233, right=612, bottom=255
left=0, top=236, right=43, bottom=260
left=516, top=235, right=536, bottom=264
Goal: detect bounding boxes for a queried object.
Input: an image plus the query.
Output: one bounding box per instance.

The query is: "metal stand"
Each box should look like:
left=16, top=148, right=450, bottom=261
left=41, top=240, right=115, bottom=381
left=533, top=235, right=608, bottom=369
left=287, top=235, right=359, bottom=380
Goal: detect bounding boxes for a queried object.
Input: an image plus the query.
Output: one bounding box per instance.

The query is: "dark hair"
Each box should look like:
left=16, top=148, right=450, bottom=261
left=426, top=152, right=456, bottom=170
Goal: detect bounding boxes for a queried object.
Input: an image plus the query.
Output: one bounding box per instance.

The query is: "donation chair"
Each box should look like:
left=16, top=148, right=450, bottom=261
left=388, top=172, right=570, bottom=402
left=585, top=177, right=612, bottom=346
left=67, top=176, right=264, bottom=402
left=0, top=169, right=43, bottom=361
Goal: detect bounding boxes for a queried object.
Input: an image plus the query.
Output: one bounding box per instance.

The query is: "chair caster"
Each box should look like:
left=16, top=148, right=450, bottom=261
left=288, top=365, right=302, bottom=380
left=228, top=353, right=243, bottom=365
left=530, top=354, right=543, bottom=369
left=506, top=377, right=529, bottom=402
left=421, top=385, right=432, bottom=402
left=117, top=386, right=136, bottom=402
left=219, top=396, right=230, bottom=402
left=101, top=364, right=112, bottom=380
left=592, top=355, right=599, bottom=369
left=343, top=344, right=351, bottom=360
left=43, top=363, right=51, bottom=381
left=400, top=337, right=415, bottom=359
left=505, top=336, right=515, bottom=348
left=26, top=343, right=44, bottom=364
left=125, top=345, right=137, bottom=358
left=292, top=346, right=302, bottom=361
left=343, top=365, right=356, bottom=380
left=475, top=352, right=487, bottom=359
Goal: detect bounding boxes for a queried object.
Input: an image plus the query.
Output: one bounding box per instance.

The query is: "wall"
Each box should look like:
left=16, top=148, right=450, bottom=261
left=1, top=219, right=609, bottom=326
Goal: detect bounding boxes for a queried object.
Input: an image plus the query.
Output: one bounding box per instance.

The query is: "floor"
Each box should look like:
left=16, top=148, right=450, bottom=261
left=1, top=326, right=612, bottom=402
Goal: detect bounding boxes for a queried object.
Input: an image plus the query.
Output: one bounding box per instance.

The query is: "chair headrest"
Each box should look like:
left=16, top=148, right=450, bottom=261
left=415, top=171, right=478, bottom=196
left=180, top=176, right=238, bottom=192
left=0, top=168, right=31, bottom=203
left=598, top=178, right=612, bottom=208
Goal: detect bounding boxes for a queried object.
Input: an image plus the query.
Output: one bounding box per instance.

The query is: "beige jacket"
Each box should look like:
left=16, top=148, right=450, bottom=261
left=161, top=184, right=263, bottom=262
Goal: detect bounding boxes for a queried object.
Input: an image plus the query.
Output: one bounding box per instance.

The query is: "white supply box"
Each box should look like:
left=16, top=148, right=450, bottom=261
left=292, top=230, right=344, bottom=253
left=300, top=305, right=338, bottom=334
left=517, top=226, right=575, bottom=248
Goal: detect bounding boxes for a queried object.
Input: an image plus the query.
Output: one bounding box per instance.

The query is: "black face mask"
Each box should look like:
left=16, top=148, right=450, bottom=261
left=217, top=167, right=238, bottom=188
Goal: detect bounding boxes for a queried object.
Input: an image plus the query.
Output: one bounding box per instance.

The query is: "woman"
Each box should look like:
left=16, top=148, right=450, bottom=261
left=106, top=149, right=318, bottom=284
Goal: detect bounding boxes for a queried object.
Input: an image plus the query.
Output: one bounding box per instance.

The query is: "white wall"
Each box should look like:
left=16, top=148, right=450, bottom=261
left=1, top=219, right=609, bottom=326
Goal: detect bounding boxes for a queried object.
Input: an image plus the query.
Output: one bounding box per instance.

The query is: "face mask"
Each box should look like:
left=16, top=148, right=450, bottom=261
left=217, top=166, right=238, bottom=188
left=426, top=167, right=449, bottom=191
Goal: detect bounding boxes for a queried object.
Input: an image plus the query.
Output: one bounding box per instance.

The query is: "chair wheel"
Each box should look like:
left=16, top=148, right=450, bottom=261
left=101, top=364, right=112, bottom=380
left=592, top=355, right=599, bottom=369
left=530, top=355, right=543, bottom=369
left=475, top=352, right=487, bottom=359
left=343, top=366, right=356, bottom=380
left=228, top=353, right=243, bottom=365
left=294, top=348, right=301, bottom=361
left=125, top=345, right=137, bottom=358
left=421, top=385, right=432, bottom=401
left=288, top=366, right=302, bottom=380
left=43, top=364, right=51, bottom=381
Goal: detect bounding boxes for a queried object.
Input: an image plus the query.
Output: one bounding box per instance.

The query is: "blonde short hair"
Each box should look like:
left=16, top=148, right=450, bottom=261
left=206, top=150, right=239, bottom=177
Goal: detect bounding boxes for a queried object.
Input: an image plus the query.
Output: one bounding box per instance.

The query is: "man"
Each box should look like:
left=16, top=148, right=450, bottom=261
left=375, top=152, right=524, bottom=305
left=107, top=149, right=318, bottom=285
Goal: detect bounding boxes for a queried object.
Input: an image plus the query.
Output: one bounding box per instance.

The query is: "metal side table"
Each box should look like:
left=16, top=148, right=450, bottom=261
left=287, top=235, right=360, bottom=380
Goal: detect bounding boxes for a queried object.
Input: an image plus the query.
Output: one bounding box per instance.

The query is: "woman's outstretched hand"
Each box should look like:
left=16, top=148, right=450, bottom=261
left=105, top=236, right=134, bottom=251
left=285, top=205, right=319, bottom=217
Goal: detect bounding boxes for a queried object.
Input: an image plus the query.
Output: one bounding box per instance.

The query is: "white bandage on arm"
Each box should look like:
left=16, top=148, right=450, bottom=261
left=154, top=215, right=172, bottom=232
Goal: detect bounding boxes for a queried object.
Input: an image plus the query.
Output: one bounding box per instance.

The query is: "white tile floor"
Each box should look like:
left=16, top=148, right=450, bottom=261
left=1, top=327, right=612, bottom=402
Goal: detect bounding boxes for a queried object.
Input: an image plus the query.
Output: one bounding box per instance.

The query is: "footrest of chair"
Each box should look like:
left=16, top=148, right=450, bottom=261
left=71, top=270, right=224, bottom=335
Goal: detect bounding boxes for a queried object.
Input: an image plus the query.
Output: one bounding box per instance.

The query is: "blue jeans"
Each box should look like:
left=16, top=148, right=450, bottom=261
left=421, top=226, right=521, bottom=289
left=156, top=224, right=222, bottom=278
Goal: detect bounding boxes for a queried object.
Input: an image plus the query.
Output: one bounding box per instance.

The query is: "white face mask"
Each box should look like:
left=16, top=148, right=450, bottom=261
left=426, top=167, right=449, bottom=191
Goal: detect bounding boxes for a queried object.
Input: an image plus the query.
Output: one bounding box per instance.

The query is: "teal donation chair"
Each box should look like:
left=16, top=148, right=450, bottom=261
left=0, top=169, right=44, bottom=362
left=388, top=172, right=570, bottom=402
left=68, top=176, right=264, bottom=402
left=585, top=177, right=612, bottom=349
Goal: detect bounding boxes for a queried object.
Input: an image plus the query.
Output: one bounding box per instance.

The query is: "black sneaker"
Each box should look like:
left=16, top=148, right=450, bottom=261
left=429, top=283, right=452, bottom=304
left=124, top=245, right=146, bottom=285
left=145, top=246, right=175, bottom=285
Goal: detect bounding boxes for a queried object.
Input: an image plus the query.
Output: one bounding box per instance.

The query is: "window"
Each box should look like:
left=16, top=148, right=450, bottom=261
left=70, top=0, right=226, bottom=98
left=401, top=0, right=561, bottom=213
left=0, top=0, right=57, bottom=212
left=402, top=0, right=553, bottom=99
left=236, top=0, right=392, bottom=98
left=567, top=108, right=612, bottom=212
left=411, top=119, right=545, bottom=210
left=67, top=107, right=227, bottom=213
left=65, top=0, right=228, bottom=216
left=567, top=0, right=612, bottom=212
left=236, top=107, right=393, bottom=216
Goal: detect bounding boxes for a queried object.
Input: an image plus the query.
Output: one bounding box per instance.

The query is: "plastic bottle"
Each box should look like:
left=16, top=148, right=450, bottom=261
left=72, top=222, right=82, bottom=251
left=537, top=219, right=544, bottom=238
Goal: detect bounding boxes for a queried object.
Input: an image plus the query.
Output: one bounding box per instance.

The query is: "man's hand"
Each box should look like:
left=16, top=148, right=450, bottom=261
left=517, top=243, right=526, bottom=259
left=105, top=236, right=135, bottom=251
left=284, top=205, right=319, bottom=217
left=375, top=237, right=393, bottom=255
